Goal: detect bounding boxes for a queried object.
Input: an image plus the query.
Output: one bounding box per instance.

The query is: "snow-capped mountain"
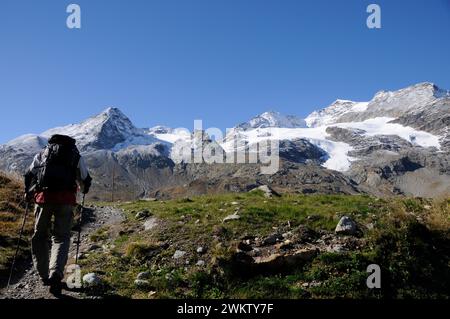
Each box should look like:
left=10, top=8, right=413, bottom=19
left=0, top=82, right=448, bottom=199
left=222, top=83, right=447, bottom=173
left=235, top=111, right=307, bottom=130
left=367, top=82, right=449, bottom=115
left=41, top=107, right=162, bottom=152
left=4, top=134, right=48, bottom=154
left=308, top=82, right=450, bottom=128
left=222, top=116, right=441, bottom=172
left=305, top=100, right=369, bottom=128
left=0, top=135, right=48, bottom=172
left=225, top=111, right=307, bottom=146
left=147, top=127, right=191, bottom=145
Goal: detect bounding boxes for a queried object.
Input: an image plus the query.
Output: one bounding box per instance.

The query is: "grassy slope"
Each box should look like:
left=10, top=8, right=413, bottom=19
left=0, top=172, right=32, bottom=283
left=81, top=192, right=450, bottom=299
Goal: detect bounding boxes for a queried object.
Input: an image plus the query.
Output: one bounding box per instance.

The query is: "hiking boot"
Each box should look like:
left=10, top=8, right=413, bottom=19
left=41, top=278, right=51, bottom=286
left=48, top=275, right=63, bottom=296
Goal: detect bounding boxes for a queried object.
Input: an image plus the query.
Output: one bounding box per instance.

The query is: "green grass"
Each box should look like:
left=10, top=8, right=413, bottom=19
left=89, top=227, right=110, bottom=242
left=1, top=170, right=447, bottom=297
left=77, top=193, right=449, bottom=299
left=0, top=172, right=32, bottom=285
left=121, top=192, right=379, bottom=235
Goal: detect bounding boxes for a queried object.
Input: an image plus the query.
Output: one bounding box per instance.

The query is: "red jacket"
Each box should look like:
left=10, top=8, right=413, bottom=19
left=34, top=189, right=78, bottom=206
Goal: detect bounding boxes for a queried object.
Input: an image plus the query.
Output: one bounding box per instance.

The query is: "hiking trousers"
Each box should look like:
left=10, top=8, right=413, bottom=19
left=31, top=204, right=74, bottom=281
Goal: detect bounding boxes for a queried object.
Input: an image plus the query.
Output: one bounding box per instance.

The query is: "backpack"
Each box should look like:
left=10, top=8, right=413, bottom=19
left=36, top=135, right=81, bottom=192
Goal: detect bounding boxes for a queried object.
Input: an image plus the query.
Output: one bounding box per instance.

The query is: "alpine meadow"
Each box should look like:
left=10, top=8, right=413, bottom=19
left=0, top=1, right=449, bottom=311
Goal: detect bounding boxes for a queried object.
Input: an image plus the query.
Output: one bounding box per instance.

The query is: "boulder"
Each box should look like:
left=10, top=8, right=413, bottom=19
left=335, top=216, right=358, bottom=236
left=173, top=250, right=187, bottom=259
left=136, top=271, right=151, bottom=280
left=135, top=210, right=152, bottom=220
left=196, top=260, right=206, bottom=267
left=250, top=185, right=280, bottom=198
left=82, top=273, right=101, bottom=287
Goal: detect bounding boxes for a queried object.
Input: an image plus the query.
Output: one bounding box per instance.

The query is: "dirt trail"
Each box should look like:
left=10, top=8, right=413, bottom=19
left=0, top=206, right=125, bottom=299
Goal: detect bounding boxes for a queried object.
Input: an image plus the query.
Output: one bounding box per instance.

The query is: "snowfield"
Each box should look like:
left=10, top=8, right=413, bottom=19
left=220, top=126, right=355, bottom=171
left=334, top=117, right=441, bottom=149
left=220, top=117, right=442, bottom=172
left=151, top=128, right=192, bottom=144
left=305, top=100, right=370, bottom=128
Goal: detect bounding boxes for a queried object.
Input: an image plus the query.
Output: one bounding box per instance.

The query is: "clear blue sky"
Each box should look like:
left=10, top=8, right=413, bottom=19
left=1, top=0, right=449, bottom=143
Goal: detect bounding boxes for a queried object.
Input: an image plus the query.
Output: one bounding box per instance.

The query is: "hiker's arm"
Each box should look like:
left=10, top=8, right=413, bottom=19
left=24, top=153, right=41, bottom=189
left=27, top=153, right=42, bottom=176
left=77, top=156, right=92, bottom=194
left=24, top=153, right=42, bottom=200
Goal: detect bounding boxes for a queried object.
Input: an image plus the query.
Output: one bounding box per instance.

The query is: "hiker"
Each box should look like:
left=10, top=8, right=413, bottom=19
left=24, top=134, right=92, bottom=295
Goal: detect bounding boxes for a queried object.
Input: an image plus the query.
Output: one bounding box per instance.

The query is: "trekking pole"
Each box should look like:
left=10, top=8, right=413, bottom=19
left=75, top=194, right=85, bottom=265
left=7, top=202, right=30, bottom=289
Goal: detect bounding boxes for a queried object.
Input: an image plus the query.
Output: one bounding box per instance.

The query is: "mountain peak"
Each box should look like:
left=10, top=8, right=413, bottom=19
left=98, top=107, right=131, bottom=122
left=260, top=110, right=281, bottom=116
left=102, top=106, right=125, bottom=116
left=306, top=82, right=449, bottom=128
left=235, top=111, right=307, bottom=130
left=413, top=82, right=441, bottom=92
left=305, top=99, right=369, bottom=128
left=408, top=82, right=448, bottom=98
left=373, top=82, right=449, bottom=101
left=332, top=99, right=355, bottom=105
left=40, top=107, right=142, bottom=151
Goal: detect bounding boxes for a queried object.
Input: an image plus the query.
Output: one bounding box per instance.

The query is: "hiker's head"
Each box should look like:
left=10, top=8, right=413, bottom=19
left=48, top=135, right=76, bottom=146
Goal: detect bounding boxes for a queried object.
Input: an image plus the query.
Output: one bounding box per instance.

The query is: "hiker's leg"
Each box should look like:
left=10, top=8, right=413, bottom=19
left=31, top=204, right=52, bottom=281
left=49, top=205, right=74, bottom=280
